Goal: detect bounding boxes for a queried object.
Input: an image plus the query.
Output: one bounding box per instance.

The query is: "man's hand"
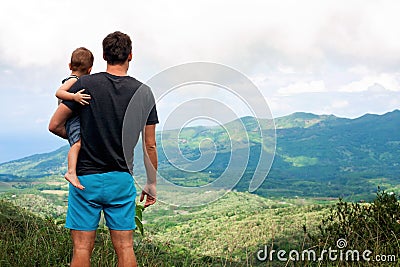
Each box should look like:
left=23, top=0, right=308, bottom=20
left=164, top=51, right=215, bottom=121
left=73, top=89, right=91, bottom=105
left=140, top=183, right=156, bottom=208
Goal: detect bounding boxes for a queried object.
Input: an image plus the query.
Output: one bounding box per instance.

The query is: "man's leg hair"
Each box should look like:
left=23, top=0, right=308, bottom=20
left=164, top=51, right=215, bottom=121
left=110, top=229, right=137, bottom=267
left=70, top=230, right=96, bottom=267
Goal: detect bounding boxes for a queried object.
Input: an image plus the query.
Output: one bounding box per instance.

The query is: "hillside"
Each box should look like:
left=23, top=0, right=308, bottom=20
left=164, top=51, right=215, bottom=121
left=2, top=179, right=398, bottom=266
left=263, top=110, right=400, bottom=199
left=0, top=110, right=399, bottom=200
left=0, top=199, right=72, bottom=266
left=0, top=146, right=68, bottom=179
left=0, top=191, right=329, bottom=266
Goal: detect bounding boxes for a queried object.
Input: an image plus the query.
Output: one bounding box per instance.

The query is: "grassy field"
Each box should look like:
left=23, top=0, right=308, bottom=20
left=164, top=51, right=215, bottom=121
left=1, top=180, right=399, bottom=266
left=0, top=182, right=12, bottom=192
left=0, top=183, right=333, bottom=266
left=143, top=193, right=331, bottom=265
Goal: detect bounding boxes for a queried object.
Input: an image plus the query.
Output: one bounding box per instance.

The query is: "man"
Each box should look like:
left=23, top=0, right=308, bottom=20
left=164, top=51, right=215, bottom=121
left=49, top=31, right=158, bottom=267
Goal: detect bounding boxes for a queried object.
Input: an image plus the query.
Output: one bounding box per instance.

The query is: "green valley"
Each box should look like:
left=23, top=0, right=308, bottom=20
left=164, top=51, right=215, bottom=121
left=0, top=110, right=399, bottom=266
left=1, top=110, right=399, bottom=200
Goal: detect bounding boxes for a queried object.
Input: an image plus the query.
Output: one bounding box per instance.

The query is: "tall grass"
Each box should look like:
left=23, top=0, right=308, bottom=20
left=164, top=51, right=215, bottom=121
left=1, top=189, right=399, bottom=266
left=0, top=200, right=222, bottom=266
left=0, top=200, right=71, bottom=266
left=307, top=188, right=400, bottom=266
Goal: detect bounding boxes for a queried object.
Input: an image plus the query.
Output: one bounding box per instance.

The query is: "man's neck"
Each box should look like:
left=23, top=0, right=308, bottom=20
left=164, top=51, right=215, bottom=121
left=106, top=62, right=129, bottom=76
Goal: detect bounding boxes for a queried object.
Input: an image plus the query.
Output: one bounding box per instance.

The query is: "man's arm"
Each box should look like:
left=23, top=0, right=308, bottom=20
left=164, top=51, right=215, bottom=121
left=48, top=103, right=74, bottom=139
left=140, top=124, right=157, bottom=208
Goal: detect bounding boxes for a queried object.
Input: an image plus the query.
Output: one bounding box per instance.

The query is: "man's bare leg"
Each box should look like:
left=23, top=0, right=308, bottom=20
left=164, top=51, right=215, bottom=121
left=110, top=230, right=137, bottom=267
left=70, top=230, right=96, bottom=267
left=65, top=140, right=84, bottom=190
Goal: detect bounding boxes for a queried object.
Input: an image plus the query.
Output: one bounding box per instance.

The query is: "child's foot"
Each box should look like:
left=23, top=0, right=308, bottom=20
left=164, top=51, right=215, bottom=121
left=65, top=171, right=85, bottom=190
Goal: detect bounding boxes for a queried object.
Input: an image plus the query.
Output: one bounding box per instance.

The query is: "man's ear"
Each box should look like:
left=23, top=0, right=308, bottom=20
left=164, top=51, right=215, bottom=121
left=128, top=52, right=132, bottom=62
left=87, top=67, right=92, bottom=74
left=69, top=63, right=72, bottom=70
left=103, top=53, right=106, bottom=60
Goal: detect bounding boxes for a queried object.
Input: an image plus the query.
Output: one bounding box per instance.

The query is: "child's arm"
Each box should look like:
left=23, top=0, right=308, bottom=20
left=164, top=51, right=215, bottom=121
left=55, top=78, right=91, bottom=105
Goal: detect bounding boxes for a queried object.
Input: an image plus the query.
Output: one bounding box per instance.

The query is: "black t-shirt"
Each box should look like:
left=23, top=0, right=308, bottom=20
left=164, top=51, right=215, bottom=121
left=63, top=72, right=158, bottom=176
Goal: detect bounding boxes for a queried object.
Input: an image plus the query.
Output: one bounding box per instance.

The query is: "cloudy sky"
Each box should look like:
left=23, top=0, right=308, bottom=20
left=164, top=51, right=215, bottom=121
left=1, top=0, right=400, bottom=162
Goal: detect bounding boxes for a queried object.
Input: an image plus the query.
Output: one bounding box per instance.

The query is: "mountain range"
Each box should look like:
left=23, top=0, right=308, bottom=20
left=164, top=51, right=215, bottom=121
left=1, top=110, right=399, bottom=200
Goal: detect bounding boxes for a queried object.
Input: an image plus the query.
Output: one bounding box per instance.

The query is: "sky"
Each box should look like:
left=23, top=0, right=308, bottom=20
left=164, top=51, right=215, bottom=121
left=0, top=0, right=400, bottom=163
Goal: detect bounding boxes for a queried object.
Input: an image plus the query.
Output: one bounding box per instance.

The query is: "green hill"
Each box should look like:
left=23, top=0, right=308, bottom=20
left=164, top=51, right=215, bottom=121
left=274, top=112, right=343, bottom=128
left=0, top=110, right=399, bottom=200
left=0, top=146, right=68, bottom=179
left=262, top=110, right=400, bottom=199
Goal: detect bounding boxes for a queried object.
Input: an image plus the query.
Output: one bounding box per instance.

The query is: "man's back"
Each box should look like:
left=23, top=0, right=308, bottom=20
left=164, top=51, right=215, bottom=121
left=49, top=31, right=158, bottom=267
left=63, top=72, right=158, bottom=175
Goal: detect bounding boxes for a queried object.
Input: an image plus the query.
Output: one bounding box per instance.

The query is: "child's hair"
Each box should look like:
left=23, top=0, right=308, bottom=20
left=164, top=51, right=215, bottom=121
left=70, top=47, right=94, bottom=73
left=102, top=31, right=132, bottom=65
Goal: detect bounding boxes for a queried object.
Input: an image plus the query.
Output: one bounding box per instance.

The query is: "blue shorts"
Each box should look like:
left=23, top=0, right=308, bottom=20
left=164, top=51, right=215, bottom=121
left=65, top=115, right=80, bottom=146
left=65, top=171, right=136, bottom=231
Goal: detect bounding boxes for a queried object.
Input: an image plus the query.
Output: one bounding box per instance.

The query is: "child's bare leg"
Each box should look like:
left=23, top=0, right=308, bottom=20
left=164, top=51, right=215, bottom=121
left=65, top=139, right=85, bottom=190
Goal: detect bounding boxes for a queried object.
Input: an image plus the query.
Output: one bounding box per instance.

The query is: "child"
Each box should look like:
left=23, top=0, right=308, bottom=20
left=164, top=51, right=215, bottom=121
left=56, top=47, right=94, bottom=190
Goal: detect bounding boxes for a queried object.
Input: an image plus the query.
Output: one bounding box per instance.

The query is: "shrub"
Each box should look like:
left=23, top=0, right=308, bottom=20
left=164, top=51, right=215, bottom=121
left=309, top=188, right=400, bottom=264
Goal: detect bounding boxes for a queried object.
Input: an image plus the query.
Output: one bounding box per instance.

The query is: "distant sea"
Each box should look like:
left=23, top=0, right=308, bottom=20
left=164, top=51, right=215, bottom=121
left=0, top=133, right=65, bottom=164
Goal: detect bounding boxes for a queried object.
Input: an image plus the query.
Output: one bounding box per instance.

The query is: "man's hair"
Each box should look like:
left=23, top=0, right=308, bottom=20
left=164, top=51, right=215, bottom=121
left=102, top=31, right=132, bottom=65
left=70, top=47, right=94, bottom=73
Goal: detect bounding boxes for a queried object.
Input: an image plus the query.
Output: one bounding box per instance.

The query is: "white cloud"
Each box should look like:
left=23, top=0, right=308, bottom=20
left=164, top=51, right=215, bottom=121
left=348, top=65, right=371, bottom=75
left=330, top=100, right=349, bottom=109
left=277, top=80, right=326, bottom=96
left=1, top=0, right=400, bottom=73
left=340, top=73, right=400, bottom=92
left=266, top=97, right=294, bottom=118
left=1, top=0, right=400, bottom=161
left=321, top=99, right=350, bottom=114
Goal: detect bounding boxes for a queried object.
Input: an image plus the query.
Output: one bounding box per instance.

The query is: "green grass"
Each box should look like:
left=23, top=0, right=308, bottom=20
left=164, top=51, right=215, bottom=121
left=1, top=189, right=399, bottom=266
left=143, top=192, right=329, bottom=266
left=0, top=182, right=12, bottom=192
left=0, top=200, right=72, bottom=266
